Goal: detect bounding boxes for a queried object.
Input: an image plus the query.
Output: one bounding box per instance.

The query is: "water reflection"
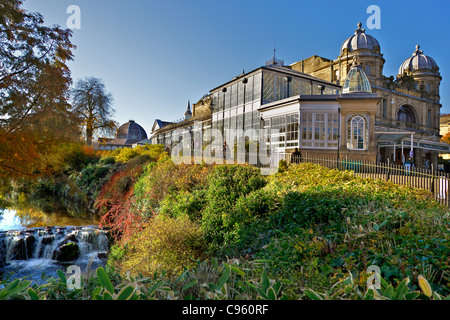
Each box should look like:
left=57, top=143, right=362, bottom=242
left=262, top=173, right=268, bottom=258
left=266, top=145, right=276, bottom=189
left=0, top=196, right=100, bottom=230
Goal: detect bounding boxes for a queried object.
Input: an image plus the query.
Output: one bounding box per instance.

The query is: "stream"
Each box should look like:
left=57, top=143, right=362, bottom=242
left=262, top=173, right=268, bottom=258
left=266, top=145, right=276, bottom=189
left=0, top=201, right=110, bottom=283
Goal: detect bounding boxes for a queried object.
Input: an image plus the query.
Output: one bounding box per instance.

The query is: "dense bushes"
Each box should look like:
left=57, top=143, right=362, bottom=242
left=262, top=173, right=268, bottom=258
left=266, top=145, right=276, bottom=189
left=132, top=156, right=213, bottom=215
left=3, top=152, right=449, bottom=300
left=102, top=160, right=449, bottom=298
left=200, top=165, right=267, bottom=250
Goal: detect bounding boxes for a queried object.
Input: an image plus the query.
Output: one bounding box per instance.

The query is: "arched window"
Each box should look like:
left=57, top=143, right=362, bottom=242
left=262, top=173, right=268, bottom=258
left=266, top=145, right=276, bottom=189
left=347, top=115, right=368, bottom=150
left=397, top=105, right=416, bottom=124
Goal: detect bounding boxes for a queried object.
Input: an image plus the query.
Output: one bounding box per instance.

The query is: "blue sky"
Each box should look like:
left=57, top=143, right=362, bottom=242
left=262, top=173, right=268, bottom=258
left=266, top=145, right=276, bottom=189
left=23, top=0, right=450, bottom=135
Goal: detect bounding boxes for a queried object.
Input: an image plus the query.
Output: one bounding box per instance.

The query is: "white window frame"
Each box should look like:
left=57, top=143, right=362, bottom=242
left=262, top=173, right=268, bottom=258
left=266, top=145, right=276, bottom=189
left=346, top=114, right=369, bottom=150
left=300, top=112, right=339, bottom=149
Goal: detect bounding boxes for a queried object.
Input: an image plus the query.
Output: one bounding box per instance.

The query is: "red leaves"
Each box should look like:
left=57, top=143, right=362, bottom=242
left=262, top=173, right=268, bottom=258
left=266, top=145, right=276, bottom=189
left=96, top=164, right=147, bottom=242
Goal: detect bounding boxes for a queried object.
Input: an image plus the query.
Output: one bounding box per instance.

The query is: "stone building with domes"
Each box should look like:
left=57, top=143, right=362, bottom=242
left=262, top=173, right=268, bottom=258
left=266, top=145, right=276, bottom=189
left=97, top=120, right=148, bottom=150
left=293, top=22, right=448, bottom=167
left=151, top=22, right=449, bottom=167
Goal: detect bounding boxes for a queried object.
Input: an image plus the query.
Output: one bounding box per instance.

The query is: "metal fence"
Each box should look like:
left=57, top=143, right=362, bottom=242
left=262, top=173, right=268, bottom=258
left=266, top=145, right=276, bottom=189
left=281, top=152, right=450, bottom=207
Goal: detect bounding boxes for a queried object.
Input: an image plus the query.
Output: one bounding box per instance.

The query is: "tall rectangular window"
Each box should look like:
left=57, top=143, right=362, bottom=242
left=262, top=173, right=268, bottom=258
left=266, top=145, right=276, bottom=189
left=314, top=113, right=326, bottom=147
left=212, top=92, right=219, bottom=113
left=244, top=112, right=252, bottom=132
left=203, top=121, right=211, bottom=146
left=301, top=112, right=313, bottom=146
left=217, top=119, right=223, bottom=136
left=238, top=81, right=245, bottom=106
left=286, top=114, right=299, bottom=148
left=276, top=76, right=288, bottom=101
left=223, top=118, right=230, bottom=136
left=236, top=114, right=244, bottom=131
left=262, top=72, right=275, bottom=103
left=245, top=76, right=253, bottom=104
left=231, top=83, right=238, bottom=108
left=347, top=115, right=368, bottom=150
left=253, top=73, right=262, bottom=101
left=252, top=111, right=261, bottom=133
left=382, top=98, right=387, bottom=119
left=270, top=115, right=286, bottom=149
left=289, top=78, right=300, bottom=97
left=225, top=87, right=231, bottom=110
left=229, top=116, right=236, bottom=131
left=328, top=113, right=339, bottom=148
left=218, top=90, right=224, bottom=111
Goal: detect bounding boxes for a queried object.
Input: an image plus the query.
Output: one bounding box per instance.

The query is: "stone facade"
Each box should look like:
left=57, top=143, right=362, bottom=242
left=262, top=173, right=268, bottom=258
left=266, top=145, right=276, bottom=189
left=290, top=23, right=445, bottom=168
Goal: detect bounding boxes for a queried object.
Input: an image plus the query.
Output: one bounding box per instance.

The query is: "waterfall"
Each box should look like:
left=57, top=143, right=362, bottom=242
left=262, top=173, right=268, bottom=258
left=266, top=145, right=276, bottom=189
left=0, top=226, right=110, bottom=282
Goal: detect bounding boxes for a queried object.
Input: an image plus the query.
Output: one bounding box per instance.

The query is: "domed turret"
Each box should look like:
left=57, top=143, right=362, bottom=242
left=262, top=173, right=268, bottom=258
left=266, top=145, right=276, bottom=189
left=340, top=22, right=381, bottom=55
left=398, top=45, right=439, bottom=76
left=342, top=58, right=372, bottom=94
left=116, top=120, right=148, bottom=142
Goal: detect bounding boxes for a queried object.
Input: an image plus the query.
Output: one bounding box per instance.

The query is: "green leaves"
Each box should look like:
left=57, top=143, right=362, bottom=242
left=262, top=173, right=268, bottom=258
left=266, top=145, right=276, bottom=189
left=303, top=289, right=326, bottom=300
left=255, top=270, right=283, bottom=300
left=93, top=267, right=137, bottom=300
left=0, top=279, right=31, bottom=300
left=97, top=267, right=114, bottom=294
left=216, top=265, right=231, bottom=291
left=27, top=288, right=40, bottom=300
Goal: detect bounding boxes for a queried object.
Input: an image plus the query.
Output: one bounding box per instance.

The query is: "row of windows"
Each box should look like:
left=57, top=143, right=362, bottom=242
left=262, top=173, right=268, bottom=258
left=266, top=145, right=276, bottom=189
left=301, top=112, right=339, bottom=149
left=211, top=74, right=262, bottom=112
left=261, top=72, right=339, bottom=104
left=211, top=71, right=340, bottom=114
left=154, top=113, right=368, bottom=152
left=212, top=111, right=261, bottom=139
left=263, top=113, right=366, bottom=151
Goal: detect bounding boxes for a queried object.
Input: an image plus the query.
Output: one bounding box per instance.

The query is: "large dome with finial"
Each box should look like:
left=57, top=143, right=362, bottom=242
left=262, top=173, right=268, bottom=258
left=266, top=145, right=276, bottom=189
left=398, top=45, right=439, bottom=75
left=116, top=120, right=148, bottom=141
left=340, top=22, right=381, bottom=55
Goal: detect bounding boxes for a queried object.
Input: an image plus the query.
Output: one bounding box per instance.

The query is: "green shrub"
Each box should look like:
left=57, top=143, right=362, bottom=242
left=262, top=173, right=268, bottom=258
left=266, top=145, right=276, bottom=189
left=201, top=165, right=267, bottom=250
left=100, top=156, right=115, bottom=165
left=132, top=157, right=212, bottom=216
left=159, top=188, right=207, bottom=221
left=270, top=188, right=358, bottom=230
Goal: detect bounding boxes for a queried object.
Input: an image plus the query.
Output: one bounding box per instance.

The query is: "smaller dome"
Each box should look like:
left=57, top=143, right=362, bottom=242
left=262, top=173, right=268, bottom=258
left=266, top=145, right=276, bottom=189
left=342, top=65, right=372, bottom=94
left=398, top=45, right=438, bottom=75
left=340, top=22, right=381, bottom=55
left=116, top=120, right=148, bottom=141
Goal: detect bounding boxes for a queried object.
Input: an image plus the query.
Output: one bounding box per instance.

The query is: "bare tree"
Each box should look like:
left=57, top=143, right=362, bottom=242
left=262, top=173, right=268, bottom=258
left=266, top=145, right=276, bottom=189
left=72, top=77, right=117, bottom=145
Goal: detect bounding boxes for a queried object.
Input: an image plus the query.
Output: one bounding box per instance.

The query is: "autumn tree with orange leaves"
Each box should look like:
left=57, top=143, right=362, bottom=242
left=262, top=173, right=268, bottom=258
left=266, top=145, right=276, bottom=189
left=0, top=0, right=79, bottom=178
